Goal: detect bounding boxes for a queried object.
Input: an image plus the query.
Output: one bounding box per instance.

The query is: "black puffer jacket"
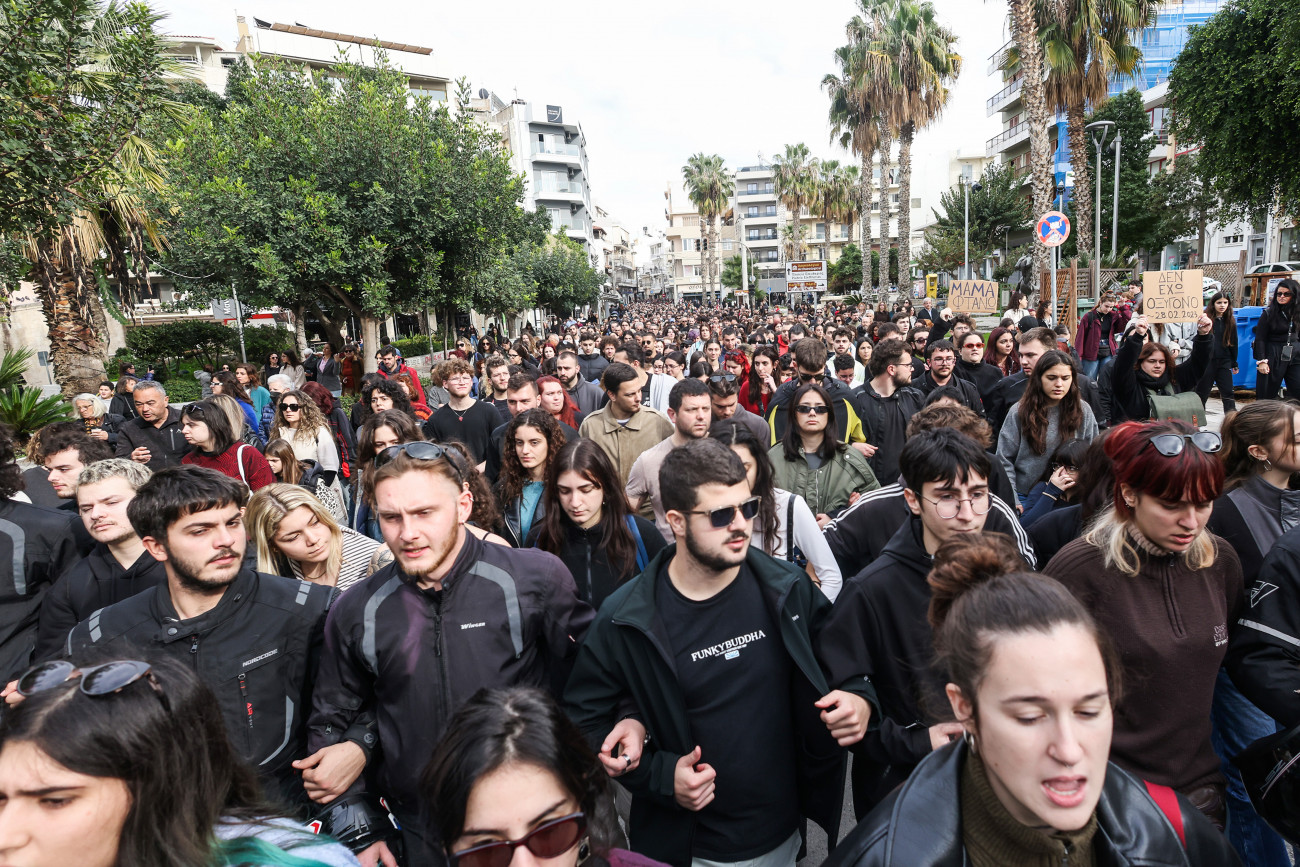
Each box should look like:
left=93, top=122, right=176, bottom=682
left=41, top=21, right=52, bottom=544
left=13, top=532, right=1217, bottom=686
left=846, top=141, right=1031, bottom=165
left=66, top=568, right=335, bottom=809
left=1110, top=330, right=1211, bottom=423
left=0, top=500, right=83, bottom=681
left=307, top=530, right=593, bottom=810
left=34, top=545, right=167, bottom=662
left=549, top=513, right=666, bottom=609
left=826, top=741, right=1240, bottom=867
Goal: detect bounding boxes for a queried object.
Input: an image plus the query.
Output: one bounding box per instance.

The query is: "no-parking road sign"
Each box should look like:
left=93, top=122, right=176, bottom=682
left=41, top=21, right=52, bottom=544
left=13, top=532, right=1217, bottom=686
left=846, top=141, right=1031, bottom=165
left=1036, top=211, right=1071, bottom=247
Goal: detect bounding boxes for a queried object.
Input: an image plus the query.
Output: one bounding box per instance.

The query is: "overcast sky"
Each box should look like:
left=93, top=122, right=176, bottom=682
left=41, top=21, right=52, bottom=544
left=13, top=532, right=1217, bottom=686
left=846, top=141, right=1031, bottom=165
left=159, top=0, right=1009, bottom=234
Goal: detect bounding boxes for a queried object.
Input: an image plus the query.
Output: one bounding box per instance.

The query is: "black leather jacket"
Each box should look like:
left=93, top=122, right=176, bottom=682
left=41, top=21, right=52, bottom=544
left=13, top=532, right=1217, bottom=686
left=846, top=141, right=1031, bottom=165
left=825, top=742, right=1240, bottom=867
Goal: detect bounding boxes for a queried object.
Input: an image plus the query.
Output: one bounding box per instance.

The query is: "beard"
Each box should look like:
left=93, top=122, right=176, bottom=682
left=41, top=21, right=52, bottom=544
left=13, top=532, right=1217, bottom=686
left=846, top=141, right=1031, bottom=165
left=683, top=521, right=750, bottom=573
left=166, top=543, right=242, bottom=595
left=91, top=523, right=136, bottom=547
left=395, top=524, right=461, bottom=582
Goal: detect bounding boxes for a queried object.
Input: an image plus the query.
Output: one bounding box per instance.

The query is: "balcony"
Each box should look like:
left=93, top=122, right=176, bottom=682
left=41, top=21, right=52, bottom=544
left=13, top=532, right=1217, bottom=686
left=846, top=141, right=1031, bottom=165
left=742, top=210, right=779, bottom=222
left=988, top=39, right=1012, bottom=75
left=986, top=123, right=1029, bottom=156
left=531, top=140, right=582, bottom=166
left=737, top=187, right=776, bottom=202
left=986, top=76, right=1023, bottom=116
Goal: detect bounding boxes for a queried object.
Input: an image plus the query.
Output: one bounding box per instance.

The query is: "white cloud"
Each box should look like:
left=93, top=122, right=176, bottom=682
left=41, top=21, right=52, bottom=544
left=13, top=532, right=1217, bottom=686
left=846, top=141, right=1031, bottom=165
left=159, top=0, right=1007, bottom=232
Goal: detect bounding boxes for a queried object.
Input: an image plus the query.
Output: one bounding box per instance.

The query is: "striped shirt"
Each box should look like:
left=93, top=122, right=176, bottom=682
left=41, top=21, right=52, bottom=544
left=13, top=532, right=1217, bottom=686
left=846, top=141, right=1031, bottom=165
left=290, top=527, right=385, bottom=593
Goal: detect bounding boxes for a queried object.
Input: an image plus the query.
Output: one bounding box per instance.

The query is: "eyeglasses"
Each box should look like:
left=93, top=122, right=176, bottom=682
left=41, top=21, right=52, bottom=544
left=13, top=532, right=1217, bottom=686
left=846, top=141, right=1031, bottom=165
left=798, top=372, right=825, bottom=383
left=449, top=813, right=587, bottom=867
left=280, top=402, right=301, bottom=413
left=1147, top=431, right=1222, bottom=457
left=709, top=373, right=737, bottom=383
left=1277, top=291, right=1294, bottom=299
left=795, top=404, right=830, bottom=415
left=687, top=496, right=761, bottom=529
left=373, top=440, right=466, bottom=481
left=16, top=659, right=170, bottom=712
left=919, top=490, right=992, bottom=520
left=1050, top=462, right=1079, bottom=474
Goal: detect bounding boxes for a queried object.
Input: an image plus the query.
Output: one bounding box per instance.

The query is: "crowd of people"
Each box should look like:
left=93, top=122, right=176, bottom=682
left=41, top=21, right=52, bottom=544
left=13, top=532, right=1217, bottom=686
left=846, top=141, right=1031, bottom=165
left=0, top=280, right=1298, bottom=867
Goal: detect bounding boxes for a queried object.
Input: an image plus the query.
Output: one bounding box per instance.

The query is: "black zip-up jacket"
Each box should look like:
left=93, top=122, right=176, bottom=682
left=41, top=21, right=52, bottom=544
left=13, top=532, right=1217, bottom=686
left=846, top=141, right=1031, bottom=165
left=550, top=514, right=666, bottom=610
left=66, top=568, right=335, bottom=808
left=113, top=406, right=189, bottom=469
left=821, top=483, right=1036, bottom=580
left=1253, top=302, right=1297, bottom=359
left=1026, top=502, right=1085, bottom=566
left=307, top=530, right=594, bottom=811
left=498, top=491, right=545, bottom=548
left=852, top=384, right=926, bottom=483
left=563, top=544, right=878, bottom=867
left=0, top=501, right=82, bottom=681
left=578, top=352, right=610, bottom=383
left=985, top=371, right=1027, bottom=436
left=825, top=741, right=1240, bottom=867
left=34, top=545, right=167, bottom=661
left=915, top=371, right=984, bottom=417
left=1111, top=330, right=1211, bottom=423
left=1227, top=525, right=1300, bottom=728
left=954, top=359, right=1003, bottom=404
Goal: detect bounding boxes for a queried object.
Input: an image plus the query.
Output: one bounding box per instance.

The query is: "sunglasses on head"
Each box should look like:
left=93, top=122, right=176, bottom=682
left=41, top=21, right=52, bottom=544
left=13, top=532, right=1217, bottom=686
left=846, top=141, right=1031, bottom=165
left=280, top=402, right=301, bottom=413
left=449, top=812, right=587, bottom=867
left=687, top=495, right=761, bottom=529
left=373, top=440, right=466, bottom=479
left=1147, top=431, right=1222, bottom=457
left=709, top=373, right=737, bottom=383
left=17, top=659, right=170, bottom=712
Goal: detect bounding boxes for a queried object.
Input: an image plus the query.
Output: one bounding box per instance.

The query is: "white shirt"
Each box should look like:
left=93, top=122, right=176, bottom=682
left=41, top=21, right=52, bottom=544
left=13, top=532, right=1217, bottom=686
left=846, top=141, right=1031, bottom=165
left=750, top=489, right=843, bottom=603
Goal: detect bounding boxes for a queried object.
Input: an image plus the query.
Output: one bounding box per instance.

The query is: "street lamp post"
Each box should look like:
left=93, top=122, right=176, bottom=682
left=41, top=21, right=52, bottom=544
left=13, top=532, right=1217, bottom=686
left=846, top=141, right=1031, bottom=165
left=1085, top=120, right=1116, bottom=292
left=962, top=176, right=983, bottom=280
left=1110, top=129, right=1122, bottom=260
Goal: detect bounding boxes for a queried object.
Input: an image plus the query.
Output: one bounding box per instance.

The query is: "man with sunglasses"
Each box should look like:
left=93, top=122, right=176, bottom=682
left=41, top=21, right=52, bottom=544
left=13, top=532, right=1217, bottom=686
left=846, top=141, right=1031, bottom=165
left=59, top=465, right=337, bottom=811
left=762, top=339, right=867, bottom=449
left=820, top=428, right=1011, bottom=818
left=566, top=439, right=875, bottom=867
left=309, top=442, right=597, bottom=866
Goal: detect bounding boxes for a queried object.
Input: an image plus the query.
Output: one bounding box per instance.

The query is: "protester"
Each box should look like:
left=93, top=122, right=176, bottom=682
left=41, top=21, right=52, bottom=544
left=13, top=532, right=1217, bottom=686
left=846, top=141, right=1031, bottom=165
left=424, top=357, right=501, bottom=469
left=536, top=438, right=665, bottom=610
left=740, top=345, right=780, bottom=415
left=244, top=483, right=385, bottom=592
left=268, top=389, right=346, bottom=521
left=626, top=378, right=713, bottom=541
left=235, top=362, right=273, bottom=420
left=983, top=326, right=1021, bottom=377
left=211, top=371, right=262, bottom=441
left=40, top=426, right=115, bottom=510
left=1017, top=438, right=1088, bottom=527
left=996, top=350, right=1098, bottom=500
left=115, top=381, right=188, bottom=469
left=854, top=338, right=926, bottom=483
left=1111, top=313, right=1213, bottom=424
left=538, top=373, right=582, bottom=428
left=72, top=393, right=123, bottom=446
left=264, top=437, right=320, bottom=487
left=180, top=400, right=275, bottom=491
left=579, top=363, right=673, bottom=486
left=282, top=348, right=306, bottom=389
left=314, top=343, right=343, bottom=397
left=495, top=409, right=565, bottom=547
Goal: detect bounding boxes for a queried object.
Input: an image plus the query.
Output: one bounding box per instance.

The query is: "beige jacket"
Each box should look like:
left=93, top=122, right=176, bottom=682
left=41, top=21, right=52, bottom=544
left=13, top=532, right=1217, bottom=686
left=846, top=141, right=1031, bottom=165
left=579, top=405, right=673, bottom=486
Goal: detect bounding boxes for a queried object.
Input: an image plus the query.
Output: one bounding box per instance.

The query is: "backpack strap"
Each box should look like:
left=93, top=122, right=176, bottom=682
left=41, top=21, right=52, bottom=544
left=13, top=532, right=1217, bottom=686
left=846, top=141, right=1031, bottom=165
left=625, top=515, right=649, bottom=573
left=1143, top=780, right=1186, bottom=848
left=786, top=493, right=795, bottom=562
left=235, top=443, right=249, bottom=486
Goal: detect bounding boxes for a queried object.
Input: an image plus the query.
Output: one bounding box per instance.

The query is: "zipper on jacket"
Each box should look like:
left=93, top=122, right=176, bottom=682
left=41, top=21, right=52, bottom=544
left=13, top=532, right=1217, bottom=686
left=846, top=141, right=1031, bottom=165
left=238, top=673, right=254, bottom=729
left=189, top=635, right=199, bottom=668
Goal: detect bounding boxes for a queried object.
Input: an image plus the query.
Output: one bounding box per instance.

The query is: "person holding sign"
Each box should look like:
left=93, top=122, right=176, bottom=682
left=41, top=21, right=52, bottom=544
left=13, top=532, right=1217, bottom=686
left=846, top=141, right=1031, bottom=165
left=1111, top=312, right=1213, bottom=425
left=1253, top=278, right=1300, bottom=400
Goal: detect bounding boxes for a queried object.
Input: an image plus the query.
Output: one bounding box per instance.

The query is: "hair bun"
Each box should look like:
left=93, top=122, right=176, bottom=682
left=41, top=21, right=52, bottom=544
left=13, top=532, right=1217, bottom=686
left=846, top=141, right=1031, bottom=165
left=927, top=533, right=1025, bottom=632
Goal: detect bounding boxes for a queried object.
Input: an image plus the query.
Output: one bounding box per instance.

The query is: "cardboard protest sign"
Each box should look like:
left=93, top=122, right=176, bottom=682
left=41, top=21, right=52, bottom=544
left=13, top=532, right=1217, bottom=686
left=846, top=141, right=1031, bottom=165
left=1142, top=270, right=1203, bottom=323
left=947, top=279, right=998, bottom=314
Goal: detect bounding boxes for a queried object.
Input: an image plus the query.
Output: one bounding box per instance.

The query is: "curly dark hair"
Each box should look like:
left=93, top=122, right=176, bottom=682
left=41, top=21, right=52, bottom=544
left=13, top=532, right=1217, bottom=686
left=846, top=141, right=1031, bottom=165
left=0, top=424, right=24, bottom=498
left=495, top=409, right=564, bottom=509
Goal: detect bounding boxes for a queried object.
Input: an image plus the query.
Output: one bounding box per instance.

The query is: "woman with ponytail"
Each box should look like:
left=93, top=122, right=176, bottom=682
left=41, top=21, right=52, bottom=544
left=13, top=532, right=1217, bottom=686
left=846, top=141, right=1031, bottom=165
left=826, top=564, right=1240, bottom=867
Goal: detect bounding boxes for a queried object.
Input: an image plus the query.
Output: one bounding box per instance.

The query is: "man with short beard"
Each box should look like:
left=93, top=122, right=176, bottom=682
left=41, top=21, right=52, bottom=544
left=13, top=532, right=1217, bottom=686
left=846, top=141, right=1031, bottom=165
left=33, top=458, right=167, bottom=661
left=565, top=439, right=876, bottom=867
left=557, top=349, right=605, bottom=415
left=63, top=466, right=336, bottom=810
left=308, top=444, right=605, bottom=866
left=627, top=378, right=714, bottom=542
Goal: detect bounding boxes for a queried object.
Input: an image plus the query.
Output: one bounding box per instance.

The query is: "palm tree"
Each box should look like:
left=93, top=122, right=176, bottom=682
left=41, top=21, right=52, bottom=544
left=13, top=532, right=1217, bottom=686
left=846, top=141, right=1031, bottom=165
left=839, top=164, right=862, bottom=245
left=781, top=223, right=809, bottom=265
left=824, top=32, right=882, bottom=295
left=772, top=143, right=817, bottom=263
left=1006, top=0, right=1055, bottom=291
left=1030, top=0, right=1155, bottom=259
left=813, top=158, right=843, bottom=258
left=860, top=0, right=962, bottom=293
left=681, top=153, right=733, bottom=303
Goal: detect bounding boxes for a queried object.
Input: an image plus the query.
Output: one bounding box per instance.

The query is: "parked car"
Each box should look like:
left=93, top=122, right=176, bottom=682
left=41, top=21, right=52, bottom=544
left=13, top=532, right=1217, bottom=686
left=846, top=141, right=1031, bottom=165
left=1248, top=261, right=1300, bottom=275
left=1203, top=276, right=1224, bottom=300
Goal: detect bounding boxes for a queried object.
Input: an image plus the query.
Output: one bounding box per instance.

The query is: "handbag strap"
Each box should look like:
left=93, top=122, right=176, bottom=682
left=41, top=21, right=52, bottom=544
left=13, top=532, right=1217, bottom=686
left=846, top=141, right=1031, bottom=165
left=625, top=515, right=649, bottom=573
left=1143, top=780, right=1186, bottom=848
left=786, top=494, right=795, bottom=562
left=235, top=444, right=248, bottom=485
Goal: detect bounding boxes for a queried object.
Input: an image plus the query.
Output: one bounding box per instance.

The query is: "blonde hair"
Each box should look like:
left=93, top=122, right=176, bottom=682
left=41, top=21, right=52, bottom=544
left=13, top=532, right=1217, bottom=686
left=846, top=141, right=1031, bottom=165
left=244, top=483, right=342, bottom=582
left=207, top=394, right=250, bottom=440
left=1082, top=508, right=1218, bottom=578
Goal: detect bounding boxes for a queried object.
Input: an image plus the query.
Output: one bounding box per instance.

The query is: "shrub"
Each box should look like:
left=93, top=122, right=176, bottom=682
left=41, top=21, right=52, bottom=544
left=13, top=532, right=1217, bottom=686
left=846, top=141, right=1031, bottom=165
left=0, top=387, right=73, bottom=443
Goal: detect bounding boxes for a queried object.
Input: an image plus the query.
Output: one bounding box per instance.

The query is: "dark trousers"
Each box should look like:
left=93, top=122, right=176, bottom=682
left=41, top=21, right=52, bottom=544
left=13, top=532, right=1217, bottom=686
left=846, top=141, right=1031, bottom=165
left=1196, top=362, right=1237, bottom=412
left=1257, top=346, right=1300, bottom=399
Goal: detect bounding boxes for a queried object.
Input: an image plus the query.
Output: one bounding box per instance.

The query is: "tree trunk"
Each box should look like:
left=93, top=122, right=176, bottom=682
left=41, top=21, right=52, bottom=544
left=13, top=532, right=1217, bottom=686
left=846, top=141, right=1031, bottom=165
left=877, top=127, right=893, bottom=293
left=1067, top=101, right=1094, bottom=261
left=309, top=301, right=347, bottom=350
left=33, top=235, right=108, bottom=397
left=860, top=148, right=873, bottom=296
left=1011, top=0, right=1053, bottom=295
left=360, top=316, right=381, bottom=372
left=898, top=123, right=914, bottom=293
left=293, top=305, right=310, bottom=356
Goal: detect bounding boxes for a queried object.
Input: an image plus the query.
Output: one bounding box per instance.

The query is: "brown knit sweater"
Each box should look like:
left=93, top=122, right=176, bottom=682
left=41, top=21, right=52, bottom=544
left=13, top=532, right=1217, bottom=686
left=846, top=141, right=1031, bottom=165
left=962, top=751, right=1098, bottom=867
left=1044, top=532, right=1243, bottom=792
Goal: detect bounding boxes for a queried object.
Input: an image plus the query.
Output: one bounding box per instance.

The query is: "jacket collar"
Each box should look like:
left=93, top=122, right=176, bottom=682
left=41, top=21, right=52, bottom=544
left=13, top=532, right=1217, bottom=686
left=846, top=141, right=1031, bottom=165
left=590, top=405, right=653, bottom=434
left=880, top=516, right=934, bottom=575
left=151, top=567, right=258, bottom=641
left=395, top=526, right=482, bottom=596
left=85, top=544, right=159, bottom=581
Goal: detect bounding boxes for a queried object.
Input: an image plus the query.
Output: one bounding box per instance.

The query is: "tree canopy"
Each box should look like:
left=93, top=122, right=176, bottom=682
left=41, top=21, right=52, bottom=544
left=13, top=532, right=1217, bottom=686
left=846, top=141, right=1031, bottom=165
left=920, top=162, right=1031, bottom=275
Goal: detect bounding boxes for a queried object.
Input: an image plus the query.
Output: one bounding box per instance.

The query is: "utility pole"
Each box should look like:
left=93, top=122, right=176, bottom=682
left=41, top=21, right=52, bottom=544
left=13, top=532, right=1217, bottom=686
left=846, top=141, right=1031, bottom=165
left=1111, top=129, right=1122, bottom=259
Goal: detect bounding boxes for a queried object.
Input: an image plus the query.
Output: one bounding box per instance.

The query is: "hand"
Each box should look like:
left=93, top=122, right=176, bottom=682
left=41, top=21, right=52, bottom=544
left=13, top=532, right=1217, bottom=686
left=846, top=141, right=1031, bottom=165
left=356, top=840, right=398, bottom=867
left=599, top=718, right=645, bottom=777
left=89, top=428, right=108, bottom=441
left=673, top=746, right=716, bottom=811
left=1049, top=466, right=1077, bottom=492
left=2, top=679, right=23, bottom=706
left=130, top=446, right=151, bottom=464
left=292, top=742, right=367, bottom=804
left=1258, top=359, right=1271, bottom=375
left=816, top=690, right=872, bottom=747
left=1130, top=315, right=1149, bottom=338
left=815, top=513, right=832, bottom=529
left=929, top=722, right=967, bottom=751
left=763, top=374, right=777, bottom=391
left=1196, top=313, right=1213, bottom=335
left=851, top=442, right=877, bottom=458
left=1232, top=367, right=1239, bottom=374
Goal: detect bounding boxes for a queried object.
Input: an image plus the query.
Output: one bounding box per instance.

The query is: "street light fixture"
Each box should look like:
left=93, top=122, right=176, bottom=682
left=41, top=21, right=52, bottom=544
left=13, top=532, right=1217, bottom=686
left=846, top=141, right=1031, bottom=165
left=1084, top=121, right=1115, bottom=266
left=962, top=176, right=983, bottom=280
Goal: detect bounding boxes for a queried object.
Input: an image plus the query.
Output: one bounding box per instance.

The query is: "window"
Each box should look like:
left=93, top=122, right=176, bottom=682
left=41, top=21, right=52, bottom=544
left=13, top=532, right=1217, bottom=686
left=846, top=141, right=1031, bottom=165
left=747, top=183, right=759, bottom=193
left=891, top=193, right=900, bottom=204
left=747, top=207, right=759, bottom=217
left=871, top=200, right=880, bottom=212
left=723, top=240, right=734, bottom=251
left=1223, top=234, right=1244, bottom=245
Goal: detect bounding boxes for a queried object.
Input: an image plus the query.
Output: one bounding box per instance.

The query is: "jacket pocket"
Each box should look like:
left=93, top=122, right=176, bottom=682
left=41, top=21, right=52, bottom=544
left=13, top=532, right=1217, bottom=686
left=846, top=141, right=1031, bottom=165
left=220, top=639, right=289, bottom=760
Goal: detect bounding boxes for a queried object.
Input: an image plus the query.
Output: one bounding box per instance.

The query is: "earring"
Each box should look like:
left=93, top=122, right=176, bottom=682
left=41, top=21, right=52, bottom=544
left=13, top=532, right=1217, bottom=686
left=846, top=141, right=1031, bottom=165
left=577, top=838, right=592, bottom=866
left=963, top=729, right=977, bottom=754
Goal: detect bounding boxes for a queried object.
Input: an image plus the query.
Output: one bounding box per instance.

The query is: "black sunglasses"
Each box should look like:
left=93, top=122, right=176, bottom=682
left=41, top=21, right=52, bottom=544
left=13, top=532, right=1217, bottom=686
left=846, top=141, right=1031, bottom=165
left=450, top=813, right=586, bottom=867
left=373, top=441, right=466, bottom=480
left=798, top=372, right=825, bottom=383
left=1147, top=431, right=1222, bottom=457
left=708, top=373, right=737, bottom=383
left=280, top=402, right=301, bottom=413
left=795, top=404, right=830, bottom=415
left=17, top=659, right=170, bottom=712
left=687, top=495, right=761, bottom=529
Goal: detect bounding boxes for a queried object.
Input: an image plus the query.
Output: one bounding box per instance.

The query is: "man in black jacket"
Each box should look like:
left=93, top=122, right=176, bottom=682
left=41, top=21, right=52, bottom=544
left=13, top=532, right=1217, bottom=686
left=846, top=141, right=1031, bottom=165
left=34, top=458, right=166, bottom=661
left=308, top=443, right=597, bottom=866
left=764, top=338, right=869, bottom=449
left=914, top=340, right=984, bottom=416
left=819, top=429, right=1022, bottom=818
left=853, top=338, right=926, bottom=484
left=114, top=381, right=188, bottom=469
left=62, top=466, right=336, bottom=811
left=565, top=439, right=875, bottom=867
left=484, top=374, right=579, bottom=483
left=0, top=424, right=82, bottom=681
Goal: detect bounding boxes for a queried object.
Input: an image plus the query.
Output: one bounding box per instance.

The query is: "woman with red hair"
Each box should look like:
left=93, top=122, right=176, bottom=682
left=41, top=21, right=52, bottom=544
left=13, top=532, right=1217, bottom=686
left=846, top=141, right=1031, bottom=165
left=983, top=326, right=1021, bottom=376
left=1045, top=420, right=1240, bottom=830
left=537, top=374, right=580, bottom=428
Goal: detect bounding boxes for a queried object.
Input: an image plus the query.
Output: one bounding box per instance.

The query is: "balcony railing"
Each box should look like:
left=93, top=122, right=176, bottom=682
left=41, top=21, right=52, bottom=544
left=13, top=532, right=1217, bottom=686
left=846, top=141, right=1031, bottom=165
left=532, top=140, right=580, bottom=157
left=986, top=123, right=1030, bottom=156
left=533, top=177, right=585, bottom=195
left=986, top=76, right=1022, bottom=116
